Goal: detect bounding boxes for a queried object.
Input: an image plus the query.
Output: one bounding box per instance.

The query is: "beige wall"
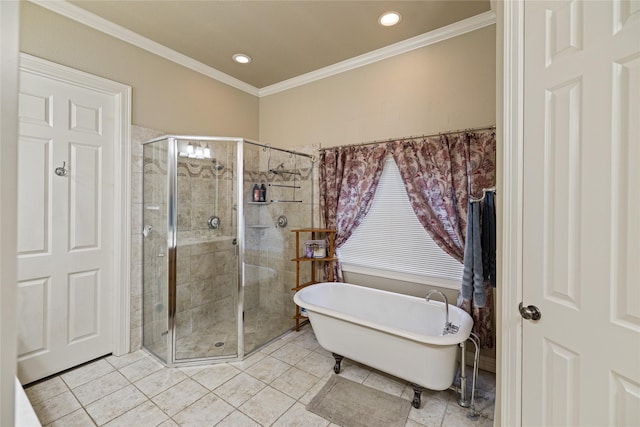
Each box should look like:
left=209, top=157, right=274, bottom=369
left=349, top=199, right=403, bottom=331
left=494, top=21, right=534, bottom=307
left=259, top=25, right=496, bottom=149
left=20, top=2, right=259, bottom=139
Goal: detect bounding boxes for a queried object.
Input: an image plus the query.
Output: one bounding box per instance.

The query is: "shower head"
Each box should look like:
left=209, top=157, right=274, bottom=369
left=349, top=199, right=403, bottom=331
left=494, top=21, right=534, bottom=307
left=211, top=159, right=224, bottom=170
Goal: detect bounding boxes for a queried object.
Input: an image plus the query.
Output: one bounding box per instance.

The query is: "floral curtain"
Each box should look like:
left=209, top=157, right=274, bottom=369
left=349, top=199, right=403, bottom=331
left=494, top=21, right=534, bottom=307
left=318, top=145, right=388, bottom=281
left=389, top=131, right=496, bottom=262
left=390, top=130, right=496, bottom=348
left=318, top=129, right=496, bottom=347
left=389, top=135, right=465, bottom=262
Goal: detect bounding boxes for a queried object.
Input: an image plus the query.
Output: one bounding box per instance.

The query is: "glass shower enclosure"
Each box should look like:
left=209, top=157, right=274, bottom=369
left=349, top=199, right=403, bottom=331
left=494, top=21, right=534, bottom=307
left=142, top=136, right=314, bottom=365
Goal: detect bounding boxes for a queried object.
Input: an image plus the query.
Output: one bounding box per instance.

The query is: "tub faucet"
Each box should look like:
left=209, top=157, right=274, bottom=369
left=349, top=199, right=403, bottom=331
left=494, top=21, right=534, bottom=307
left=426, top=290, right=459, bottom=335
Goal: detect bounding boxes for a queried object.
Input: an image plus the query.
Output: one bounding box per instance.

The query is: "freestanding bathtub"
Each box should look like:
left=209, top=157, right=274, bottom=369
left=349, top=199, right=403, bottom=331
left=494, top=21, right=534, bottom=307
left=293, top=282, right=473, bottom=408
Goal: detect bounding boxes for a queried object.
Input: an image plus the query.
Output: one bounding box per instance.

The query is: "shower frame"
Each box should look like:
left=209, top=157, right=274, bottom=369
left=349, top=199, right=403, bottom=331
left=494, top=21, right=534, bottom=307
left=142, top=135, right=315, bottom=366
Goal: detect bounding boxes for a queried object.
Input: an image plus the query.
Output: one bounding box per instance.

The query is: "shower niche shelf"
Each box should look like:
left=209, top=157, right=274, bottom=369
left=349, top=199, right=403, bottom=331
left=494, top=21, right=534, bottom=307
left=291, top=228, right=336, bottom=331
left=248, top=201, right=271, bottom=205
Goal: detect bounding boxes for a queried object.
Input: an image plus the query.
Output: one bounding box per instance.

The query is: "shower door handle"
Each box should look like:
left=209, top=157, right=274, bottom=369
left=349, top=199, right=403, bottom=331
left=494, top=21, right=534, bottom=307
left=519, top=302, right=541, bottom=321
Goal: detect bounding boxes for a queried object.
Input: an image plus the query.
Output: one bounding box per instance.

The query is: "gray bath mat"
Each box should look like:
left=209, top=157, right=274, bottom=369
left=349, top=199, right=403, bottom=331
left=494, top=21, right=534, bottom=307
left=306, top=375, right=411, bottom=427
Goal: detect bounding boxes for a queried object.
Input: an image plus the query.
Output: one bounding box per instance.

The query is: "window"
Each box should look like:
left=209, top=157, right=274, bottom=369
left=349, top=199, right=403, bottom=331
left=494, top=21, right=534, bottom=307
left=337, top=157, right=463, bottom=289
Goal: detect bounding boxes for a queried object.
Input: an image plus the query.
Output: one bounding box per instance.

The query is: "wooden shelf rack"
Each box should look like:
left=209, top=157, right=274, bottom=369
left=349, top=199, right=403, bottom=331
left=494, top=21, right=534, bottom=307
left=291, top=228, right=336, bottom=331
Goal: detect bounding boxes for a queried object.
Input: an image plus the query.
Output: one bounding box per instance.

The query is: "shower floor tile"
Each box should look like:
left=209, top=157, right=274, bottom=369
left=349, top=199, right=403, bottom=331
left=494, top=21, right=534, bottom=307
left=173, top=309, right=292, bottom=360
left=24, top=324, right=496, bottom=426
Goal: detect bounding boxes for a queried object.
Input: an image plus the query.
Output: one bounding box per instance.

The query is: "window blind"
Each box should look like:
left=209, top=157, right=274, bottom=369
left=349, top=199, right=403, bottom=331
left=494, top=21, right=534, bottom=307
left=338, top=158, right=464, bottom=289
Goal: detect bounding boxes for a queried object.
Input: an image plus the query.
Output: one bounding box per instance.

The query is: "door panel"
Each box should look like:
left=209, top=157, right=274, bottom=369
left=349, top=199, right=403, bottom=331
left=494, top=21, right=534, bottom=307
left=18, top=91, right=53, bottom=126
left=611, top=52, right=640, bottom=333
left=69, top=142, right=102, bottom=250
left=522, top=1, right=640, bottom=425
left=17, top=136, right=51, bottom=255
left=17, top=69, right=115, bottom=384
left=542, top=77, right=582, bottom=310
left=16, top=278, right=50, bottom=357
left=67, top=269, right=100, bottom=343
left=69, top=100, right=103, bottom=135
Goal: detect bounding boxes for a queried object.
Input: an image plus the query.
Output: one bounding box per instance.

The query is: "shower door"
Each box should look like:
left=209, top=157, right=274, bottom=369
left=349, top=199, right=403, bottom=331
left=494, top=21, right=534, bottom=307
left=242, top=142, right=314, bottom=354
left=173, top=138, right=239, bottom=361
left=142, top=136, right=314, bottom=363
left=142, top=140, right=170, bottom=364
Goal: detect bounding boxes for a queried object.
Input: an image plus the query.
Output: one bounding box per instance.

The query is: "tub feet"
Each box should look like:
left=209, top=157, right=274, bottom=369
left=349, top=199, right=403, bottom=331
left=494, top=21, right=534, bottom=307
left=410, top=384, right=424, bottom=408
left=332, top=353, right=343, bottom=374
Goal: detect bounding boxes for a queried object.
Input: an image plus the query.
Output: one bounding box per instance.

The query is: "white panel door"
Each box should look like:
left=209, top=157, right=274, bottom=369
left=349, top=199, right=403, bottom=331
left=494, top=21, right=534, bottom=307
left=17, top=69, right=115, bottom=384
left=522, top=1, right=640, bottom=425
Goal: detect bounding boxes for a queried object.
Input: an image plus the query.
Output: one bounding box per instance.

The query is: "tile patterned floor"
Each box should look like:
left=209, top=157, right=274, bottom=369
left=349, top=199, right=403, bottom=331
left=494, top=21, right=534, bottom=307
left=25, top=325, right=495, bottom=427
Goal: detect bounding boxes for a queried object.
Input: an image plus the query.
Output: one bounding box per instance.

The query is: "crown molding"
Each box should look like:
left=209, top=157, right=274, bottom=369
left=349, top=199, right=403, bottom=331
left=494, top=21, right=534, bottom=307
left=259, top=10, right=496, bottom=97
left=29, top=0, right=260, bottom=96
left=31, top=1, right=495, bottom=99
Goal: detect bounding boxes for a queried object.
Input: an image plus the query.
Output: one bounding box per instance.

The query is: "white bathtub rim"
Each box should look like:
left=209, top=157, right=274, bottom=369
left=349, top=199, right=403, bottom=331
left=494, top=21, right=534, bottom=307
left=294, top=282, right=473, bottom=346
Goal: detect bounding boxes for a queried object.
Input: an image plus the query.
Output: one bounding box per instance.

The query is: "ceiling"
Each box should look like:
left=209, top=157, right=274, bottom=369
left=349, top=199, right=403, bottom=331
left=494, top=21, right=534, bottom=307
left=68, top=1, right=491, bottom=89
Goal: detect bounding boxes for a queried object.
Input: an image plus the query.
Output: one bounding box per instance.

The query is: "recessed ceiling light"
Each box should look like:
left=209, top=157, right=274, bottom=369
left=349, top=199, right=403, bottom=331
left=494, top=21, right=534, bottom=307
left=378, top=11, right=402, bottom=27
left=232, top=53, right=251, bottom=64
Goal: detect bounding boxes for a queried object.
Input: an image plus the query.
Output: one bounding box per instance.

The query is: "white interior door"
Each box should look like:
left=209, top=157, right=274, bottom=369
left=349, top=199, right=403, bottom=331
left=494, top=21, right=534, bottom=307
left=17, top=68, right=116, bottom=384
left=522, top=1, right=640, bottom=425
